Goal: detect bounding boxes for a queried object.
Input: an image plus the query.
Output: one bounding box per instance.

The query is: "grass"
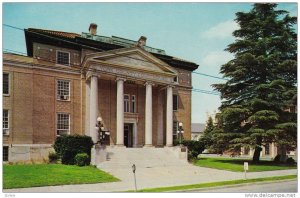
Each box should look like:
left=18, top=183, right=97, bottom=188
left=135, top=175, right=297, bottom=192
left=193, top=157, right=297, bottom=172
left=3, top=164, right=119, bottom=189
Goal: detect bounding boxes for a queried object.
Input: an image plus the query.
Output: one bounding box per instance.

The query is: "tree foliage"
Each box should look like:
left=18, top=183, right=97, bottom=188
left=213, top=3, right=297, bottom=162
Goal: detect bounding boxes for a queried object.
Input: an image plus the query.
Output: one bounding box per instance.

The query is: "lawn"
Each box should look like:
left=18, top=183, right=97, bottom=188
left=194, top=157, right=297, bottom=172
left=3, top=164, right=119, bottom=189
left=135, top=175, right=297, bottom=192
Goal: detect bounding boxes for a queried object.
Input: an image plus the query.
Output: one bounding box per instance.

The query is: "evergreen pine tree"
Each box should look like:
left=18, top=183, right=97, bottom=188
left=213, top=3, right=297, bottom=162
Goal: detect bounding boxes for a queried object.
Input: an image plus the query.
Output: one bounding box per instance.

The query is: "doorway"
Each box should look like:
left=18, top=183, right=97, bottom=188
left=124, top=123, right=133, bottom=147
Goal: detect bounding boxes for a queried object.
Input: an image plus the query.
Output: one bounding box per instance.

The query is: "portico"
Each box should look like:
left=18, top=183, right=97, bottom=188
left=83, top=47, right=178, bottom=147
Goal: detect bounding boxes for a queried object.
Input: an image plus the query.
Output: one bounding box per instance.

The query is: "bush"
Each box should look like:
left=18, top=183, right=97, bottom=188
left=273, top=154, right=281, bottom=164
left=174, top=139, right=205, bottom=161
left=75, top=153, right=90, bottom=166
left=53, top=135, right=94, bottom=165
left=48, top=152, right=59, bottom=163
left=286, top=157, right=296, bottom=165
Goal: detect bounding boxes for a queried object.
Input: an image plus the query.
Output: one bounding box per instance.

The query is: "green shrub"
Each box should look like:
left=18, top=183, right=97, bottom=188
left=75, top=153, right=90, bottom=166
left=174, top=139, right=205, bottom=161
left=273, top=154, right=281, bottom=164
left=286, top=157, right=296, bottom=165
left=48, top=152, right=59, bottom=163
left=53, top=135, right=94, bottom=165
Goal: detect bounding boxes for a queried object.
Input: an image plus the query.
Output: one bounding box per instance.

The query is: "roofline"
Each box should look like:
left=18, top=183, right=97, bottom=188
left=24, top=28, right=199, bottom=71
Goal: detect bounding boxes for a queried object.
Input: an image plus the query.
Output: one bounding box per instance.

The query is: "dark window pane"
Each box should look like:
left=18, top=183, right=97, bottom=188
left=3, top=73, right=9, bottom=95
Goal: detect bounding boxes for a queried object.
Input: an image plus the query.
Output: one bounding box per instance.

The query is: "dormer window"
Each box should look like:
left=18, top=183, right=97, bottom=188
left=56, top=51, right=70, bottom=66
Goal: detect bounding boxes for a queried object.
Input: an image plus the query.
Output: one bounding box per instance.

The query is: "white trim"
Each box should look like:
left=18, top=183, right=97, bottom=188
left=131, top=95, right=136, bottom=113
left=56, top=79, right=71, bottom=101
left=56, top=50, right=71, bottom=66
left=124, top=94, right=130, bottom=113
left=3, top=109, right=9, bottom=135
left=56, top=112, right=70, bottom=136
left=3, top=72, right=10, bottom=96
left=124, top=118, right=138, bottom=147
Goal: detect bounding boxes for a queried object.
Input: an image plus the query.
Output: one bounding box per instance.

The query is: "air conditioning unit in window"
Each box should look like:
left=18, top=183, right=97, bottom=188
left=3, top=129, right=9, bottom=135
left=60, top=95, right=69, bottom=100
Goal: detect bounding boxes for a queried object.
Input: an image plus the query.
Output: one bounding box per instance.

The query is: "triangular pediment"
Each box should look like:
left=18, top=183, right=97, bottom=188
left=83, top=47, right=177, bottom=76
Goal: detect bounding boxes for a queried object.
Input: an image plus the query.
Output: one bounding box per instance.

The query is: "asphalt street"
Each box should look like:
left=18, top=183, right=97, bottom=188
left=184, top=180, right=297, bottom=193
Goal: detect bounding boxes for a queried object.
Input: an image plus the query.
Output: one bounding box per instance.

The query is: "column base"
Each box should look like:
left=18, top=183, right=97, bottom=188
left=143, top=144, right=153, bottom=148
left=115, top=144, right=126, bottom=148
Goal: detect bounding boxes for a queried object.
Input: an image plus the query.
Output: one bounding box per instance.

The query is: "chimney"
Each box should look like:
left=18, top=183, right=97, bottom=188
left=89, top=23, right=98, bottom=35
left=137, top=36, right=147, bottom=47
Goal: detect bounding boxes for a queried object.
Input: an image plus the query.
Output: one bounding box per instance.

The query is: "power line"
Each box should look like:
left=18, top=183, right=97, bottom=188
left=5, top=24, right=290, bottom=95
left=4, top=49, right=221, bottom=96
left=3, top=23, right=226, bottom=82
left=192, top=71, right=228, bottom=80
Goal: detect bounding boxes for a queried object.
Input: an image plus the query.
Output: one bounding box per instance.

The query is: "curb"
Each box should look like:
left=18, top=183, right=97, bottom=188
left=167, top=179, right=297, bottom=192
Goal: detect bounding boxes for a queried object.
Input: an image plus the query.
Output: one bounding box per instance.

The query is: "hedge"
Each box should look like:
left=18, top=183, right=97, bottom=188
left=53, top=135, right=94, bottom=165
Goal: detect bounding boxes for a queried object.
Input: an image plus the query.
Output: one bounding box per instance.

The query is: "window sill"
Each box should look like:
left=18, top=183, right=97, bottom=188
left=57, top=99, right=71, bottom=102
left=3, top=94, right=10, bottom=97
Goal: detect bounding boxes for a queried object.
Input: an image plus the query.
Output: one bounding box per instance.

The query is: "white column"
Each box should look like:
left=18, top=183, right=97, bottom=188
left=116, top=77, right=125, bottom=146
left=144, top=82, right=153, bottom=147
left=166, top=85, right=173, bottom=146
left=89, top=75, right=98, bottom=143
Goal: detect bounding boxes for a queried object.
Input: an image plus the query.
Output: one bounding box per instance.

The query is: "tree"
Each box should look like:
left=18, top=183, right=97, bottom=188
left=213, top=3, right=297, bottom=162
left=200, top=116, right=215, bottom=148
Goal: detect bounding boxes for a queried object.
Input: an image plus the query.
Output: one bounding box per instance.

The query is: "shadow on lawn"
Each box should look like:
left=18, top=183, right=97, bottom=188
left=203, top=158, right=296, bottom=167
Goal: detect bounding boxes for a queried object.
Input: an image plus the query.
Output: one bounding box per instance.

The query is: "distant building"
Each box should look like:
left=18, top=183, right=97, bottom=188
left=191, top=123, right=206, bottom=140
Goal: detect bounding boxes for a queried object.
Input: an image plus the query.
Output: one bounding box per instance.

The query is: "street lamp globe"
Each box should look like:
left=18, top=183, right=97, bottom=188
left=179, top=122, right=183, bottom=127
left=97, top=116, right=102, bottom=122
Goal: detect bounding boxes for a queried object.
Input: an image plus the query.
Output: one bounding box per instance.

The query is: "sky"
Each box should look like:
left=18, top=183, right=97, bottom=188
left=2, top=2, right=298, bottom=123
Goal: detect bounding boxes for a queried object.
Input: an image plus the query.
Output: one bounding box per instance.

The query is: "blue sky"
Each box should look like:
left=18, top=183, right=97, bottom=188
left=3, top=2, right=297, bottom=123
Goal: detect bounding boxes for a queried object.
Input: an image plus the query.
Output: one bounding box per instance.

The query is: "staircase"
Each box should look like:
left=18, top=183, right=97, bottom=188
left=97, top=147, right=188, bottom=170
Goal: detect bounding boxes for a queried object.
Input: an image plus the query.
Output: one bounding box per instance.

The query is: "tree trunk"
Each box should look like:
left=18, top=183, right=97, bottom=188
left=279, top=145, right=288, bottom=162
left=252, top=146, right=262, bottom=163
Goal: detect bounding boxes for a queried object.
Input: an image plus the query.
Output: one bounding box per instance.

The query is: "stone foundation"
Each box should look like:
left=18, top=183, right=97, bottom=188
left=4, top=144, right=54, bottom=163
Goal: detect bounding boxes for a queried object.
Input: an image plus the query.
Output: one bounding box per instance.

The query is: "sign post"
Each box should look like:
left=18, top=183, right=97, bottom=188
left=132, top=164, right=137, bottom=192
left=244, top=162, right=248, bottom=180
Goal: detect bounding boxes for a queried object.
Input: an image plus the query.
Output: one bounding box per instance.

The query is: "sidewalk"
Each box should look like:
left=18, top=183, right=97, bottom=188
left=4, top=164, right=297, bottom=193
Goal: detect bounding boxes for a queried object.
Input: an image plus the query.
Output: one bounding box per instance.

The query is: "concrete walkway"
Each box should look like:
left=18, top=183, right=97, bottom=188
left=4, top=165, right=297, bottom=193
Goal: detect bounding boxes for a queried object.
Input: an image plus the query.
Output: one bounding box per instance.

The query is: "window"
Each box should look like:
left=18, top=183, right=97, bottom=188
left=56, top=51, right=70, bottom=65
left=57, top=113, right=70, bottom=136
left=173, top=94, right=178, bottom=111
left=3, top=146, right=8, bottom=161
left=3, top=110, right=9, bottom=135
left=57, top=80, right=70, bottom=101
left=131, top=95, right=136, bottom=113
left=244, top=147, right=250, bottom=155
left=3, top=73, right=9, bottom=95
left=174, top=76, right=178, bottom=83
left=173, top=121, right=178, bottom=141
left=124, top=94, right=130, bottom=113
left=265, top=144, right=270, bottom=155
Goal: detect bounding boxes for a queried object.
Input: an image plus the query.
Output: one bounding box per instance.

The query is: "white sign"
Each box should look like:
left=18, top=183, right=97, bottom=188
left=244, top=162, right=249, bottom=171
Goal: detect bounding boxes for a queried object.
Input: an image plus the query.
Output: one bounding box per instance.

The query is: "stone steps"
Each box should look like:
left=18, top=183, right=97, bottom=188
left=98, top=147, right=188, bottom=170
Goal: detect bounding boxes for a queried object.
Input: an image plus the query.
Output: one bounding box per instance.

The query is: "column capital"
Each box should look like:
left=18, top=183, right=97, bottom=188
left=144, top=81, right=155, bottom=86
left=167, top=84, right=175, bottom=88
left=86, top=70, right=100, bottom=81
left=116, top=76, right=126, bottom=82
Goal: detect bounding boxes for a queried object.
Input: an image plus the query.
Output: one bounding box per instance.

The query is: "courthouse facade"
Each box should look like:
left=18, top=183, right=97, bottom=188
left=3, top=24, right=198, bottom=162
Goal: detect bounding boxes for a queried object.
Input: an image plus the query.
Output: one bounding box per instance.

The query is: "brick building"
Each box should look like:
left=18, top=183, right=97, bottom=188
left=3, top=24, right=198, bottom=162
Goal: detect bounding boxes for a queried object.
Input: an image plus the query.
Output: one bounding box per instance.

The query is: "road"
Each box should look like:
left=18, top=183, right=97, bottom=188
left=184, top=180, right=297, bottom=193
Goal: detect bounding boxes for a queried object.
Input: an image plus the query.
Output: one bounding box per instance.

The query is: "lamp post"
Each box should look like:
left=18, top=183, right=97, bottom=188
left=95, top=116, right=110, bottom=145
left=177, top=122, right=184, bottom=146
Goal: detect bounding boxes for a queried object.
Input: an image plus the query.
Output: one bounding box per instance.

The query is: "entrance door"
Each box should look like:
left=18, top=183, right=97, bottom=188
left=124, top=124, right=133, bottom=147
